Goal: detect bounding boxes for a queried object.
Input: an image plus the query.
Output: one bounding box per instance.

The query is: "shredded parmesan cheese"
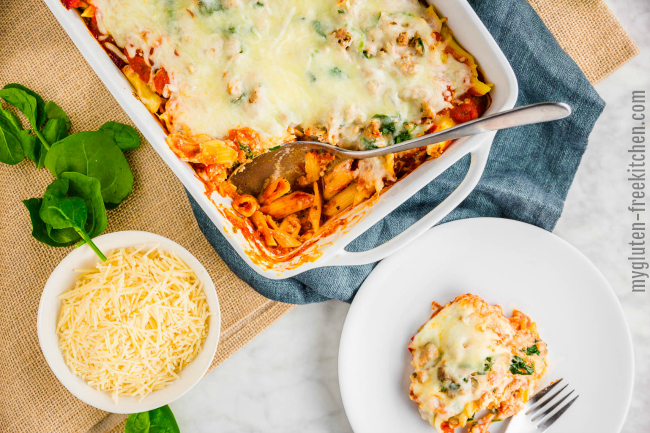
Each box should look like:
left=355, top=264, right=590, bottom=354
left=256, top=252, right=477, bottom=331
left=56, top=246, right=211, bottom=403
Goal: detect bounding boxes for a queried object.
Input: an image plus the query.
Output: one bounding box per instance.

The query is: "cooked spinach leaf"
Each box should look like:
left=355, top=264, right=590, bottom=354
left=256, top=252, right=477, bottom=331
left=478, top=356, right=493, bottom=375
left=373, top=114, right=398, bottom=136
left=238, top=141, right=255, bottom=159
left=395, top=130, right=411, bottom=143
left=524, top=344, right=541, bottom=356
left=361, top=138, right=378, bottom=150
left=312, top=21, right=327, bottom=38
left=510, top=356, right=535, bottom=375
left=197, top=0, right=223, bottom=14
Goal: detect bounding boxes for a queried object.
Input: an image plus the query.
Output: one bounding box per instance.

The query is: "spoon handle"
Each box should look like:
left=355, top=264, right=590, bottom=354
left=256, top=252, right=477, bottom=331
left=337, top=102, right=571, bottom=159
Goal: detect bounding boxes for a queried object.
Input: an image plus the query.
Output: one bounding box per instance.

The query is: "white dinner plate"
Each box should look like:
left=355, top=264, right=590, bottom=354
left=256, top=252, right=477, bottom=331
left=338, top=218, right=633, bottom=433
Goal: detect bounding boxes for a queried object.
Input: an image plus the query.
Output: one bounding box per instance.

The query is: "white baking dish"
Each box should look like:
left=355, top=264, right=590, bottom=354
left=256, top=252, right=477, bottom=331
left=42, top=0, right=517, bottom=279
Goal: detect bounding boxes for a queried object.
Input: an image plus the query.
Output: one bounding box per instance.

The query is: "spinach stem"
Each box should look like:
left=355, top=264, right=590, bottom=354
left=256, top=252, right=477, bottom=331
left=34, top=128, right=50, bottom=150
left=75, top=228, right=107, bottom=261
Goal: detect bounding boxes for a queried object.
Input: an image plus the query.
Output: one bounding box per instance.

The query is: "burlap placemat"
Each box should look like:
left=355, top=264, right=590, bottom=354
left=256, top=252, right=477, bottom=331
left=0, top=0, right=637, bottom=432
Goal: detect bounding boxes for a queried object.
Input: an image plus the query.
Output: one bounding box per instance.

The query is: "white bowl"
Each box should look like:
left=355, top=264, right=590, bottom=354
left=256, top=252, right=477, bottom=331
left=37, top=231, right=221, bottom=414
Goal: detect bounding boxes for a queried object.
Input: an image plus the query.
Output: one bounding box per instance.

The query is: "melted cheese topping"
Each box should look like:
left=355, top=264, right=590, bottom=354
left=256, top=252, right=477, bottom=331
left=56, top=247, right=211, bottom=403
left=408, top=295, right=547, bottom=432
left=90, top=0, right=473, bottom=146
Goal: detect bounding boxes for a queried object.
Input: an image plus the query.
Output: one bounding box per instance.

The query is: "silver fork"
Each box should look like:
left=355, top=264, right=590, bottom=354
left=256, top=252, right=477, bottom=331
left=503, top=379, right=579, bottom=432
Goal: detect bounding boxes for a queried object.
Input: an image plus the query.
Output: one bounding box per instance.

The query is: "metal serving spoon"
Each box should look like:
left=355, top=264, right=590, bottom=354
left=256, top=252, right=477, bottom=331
left=229, top=102, right=571, bottom=195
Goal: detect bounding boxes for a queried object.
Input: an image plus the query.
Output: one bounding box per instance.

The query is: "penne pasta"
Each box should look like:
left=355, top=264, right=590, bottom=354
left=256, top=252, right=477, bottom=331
left=308, top=182, right=322, bottom=232
left=199, top=139, right=239, bottom=165
left=323, top=160, right=357, bottom=201
left=251, top=211, right=277, bottom=247
left=279, top=215, right=301, bottom=238
left=303, top=152, right=321, bottom=184
left=232, top=194, right=259, bottom=217
left=260, top=192, right=314, bottom=220
left=354, top=184, right=374, bottom=207
left=323, top=183, right=357, bottom=217
left=266, top=215, right=279, bottom=230
left=272, top=229, right=302, bottom=248
left=259, top=177, right=291, bottom=205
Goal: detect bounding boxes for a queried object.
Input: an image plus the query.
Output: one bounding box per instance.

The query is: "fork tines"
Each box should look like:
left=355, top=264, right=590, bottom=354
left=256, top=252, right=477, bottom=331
left=525, top=379, right=579, bottom=432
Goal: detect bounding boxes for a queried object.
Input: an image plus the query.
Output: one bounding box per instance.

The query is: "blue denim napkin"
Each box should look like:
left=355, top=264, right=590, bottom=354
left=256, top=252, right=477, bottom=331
left=188, top=0, right=605, bottom=304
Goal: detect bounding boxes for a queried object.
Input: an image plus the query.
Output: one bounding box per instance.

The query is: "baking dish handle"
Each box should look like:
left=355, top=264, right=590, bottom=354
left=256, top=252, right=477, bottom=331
left=326, top=141, right=491, bottom=267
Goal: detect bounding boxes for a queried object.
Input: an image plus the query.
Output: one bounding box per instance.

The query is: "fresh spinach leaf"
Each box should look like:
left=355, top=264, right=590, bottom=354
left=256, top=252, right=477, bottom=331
left=23, top=198, right=78, bottom=247
left=125, top=405, right=180, bottom=433
left=46, top=224, right=81, bottom=244
left=39, top=178, right=107, bottom=261
left=509, top=356, right=535, bottom=375
left=0, top=126, right=24, bottom=164
left=0, top=84, right=51, bottom=155
left=44, top=131, right=134, bottom=208
left=0, top=111, right=24, bottom=164
left=19, top=130, right=39, bottom=163
left=0, top=107, right=44, bottom=165
left=40, top=178, right=87, bottom=230
left=61, top=172, right=107, bottom=238
left=41, top=101, right=72, bottom=147
left=99, top=121, right=141, bottom=151
left=45, top=101, right=71, bottom=131
left=0, top=108, right=23, bottom=131
left=42, top=118, right=69, bottom=146
left=0, top=83, right=46, bottom=128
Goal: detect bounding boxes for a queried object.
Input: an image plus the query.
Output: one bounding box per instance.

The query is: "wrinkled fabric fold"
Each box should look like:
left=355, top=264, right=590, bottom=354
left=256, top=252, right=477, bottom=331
left=190, top=0, right=605, bottom=304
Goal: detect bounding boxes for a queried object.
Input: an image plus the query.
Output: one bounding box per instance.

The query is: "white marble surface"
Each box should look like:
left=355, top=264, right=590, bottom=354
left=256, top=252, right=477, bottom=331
left=170, top=1, right=649, bottom=431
